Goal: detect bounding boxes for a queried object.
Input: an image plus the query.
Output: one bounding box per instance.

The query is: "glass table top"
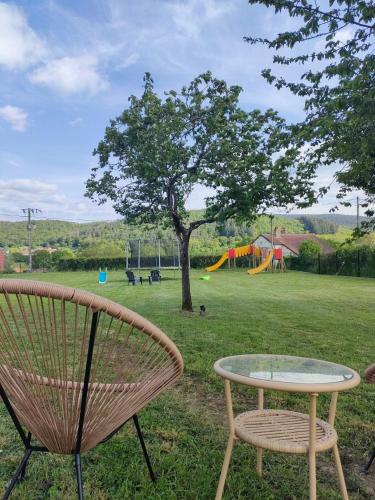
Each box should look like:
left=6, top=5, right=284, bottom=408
left=217, top=354, right=355, bottom=385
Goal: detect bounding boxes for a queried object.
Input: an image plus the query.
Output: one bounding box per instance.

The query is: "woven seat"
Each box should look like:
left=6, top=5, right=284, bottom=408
left=0, top=279, right=183, bottom=498
left=365, top=363, right=375, bottom=384
left=235, top=409, right=337, bottom=454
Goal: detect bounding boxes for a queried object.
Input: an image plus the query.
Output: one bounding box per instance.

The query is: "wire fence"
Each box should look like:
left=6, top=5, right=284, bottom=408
left=125, top=239, right=180, bottom=269
left=286, top=249, right=375, bottom=278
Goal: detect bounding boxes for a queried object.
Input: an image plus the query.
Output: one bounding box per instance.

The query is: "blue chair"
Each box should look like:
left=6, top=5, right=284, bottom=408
left=98, top=269, right=107, bottom=284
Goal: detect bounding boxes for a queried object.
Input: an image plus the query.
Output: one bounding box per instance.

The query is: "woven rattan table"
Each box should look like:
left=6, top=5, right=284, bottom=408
left=214, top=354, right=360, bottom=500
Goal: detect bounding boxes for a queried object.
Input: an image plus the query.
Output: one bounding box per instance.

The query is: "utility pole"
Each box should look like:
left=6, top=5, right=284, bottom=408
left=22, top=208, right=41, bottom=272
left=270, top=214, right=275, bottom=248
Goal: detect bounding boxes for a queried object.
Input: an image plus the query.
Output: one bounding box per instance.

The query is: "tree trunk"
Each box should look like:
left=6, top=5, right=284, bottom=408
left=180, top=233, right=193, bottom=311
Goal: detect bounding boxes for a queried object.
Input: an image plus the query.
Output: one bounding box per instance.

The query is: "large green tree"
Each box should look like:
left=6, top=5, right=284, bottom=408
left=245, top=0, right=375, bottom=229
left=86, top=72, right=316, bottom=311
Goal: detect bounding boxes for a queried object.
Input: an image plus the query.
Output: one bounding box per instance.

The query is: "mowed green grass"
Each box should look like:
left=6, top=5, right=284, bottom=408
left=1, top=269, right=375, bottom=499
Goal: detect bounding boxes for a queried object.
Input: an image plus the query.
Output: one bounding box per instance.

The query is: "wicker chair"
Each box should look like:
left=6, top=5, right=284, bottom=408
left=364, top=363, right=375, bottom=472
left=0, top=279, right=183, bottom=499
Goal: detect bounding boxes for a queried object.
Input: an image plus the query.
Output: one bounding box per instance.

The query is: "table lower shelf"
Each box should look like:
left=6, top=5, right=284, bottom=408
left=235, top=409, right=337, bottom=454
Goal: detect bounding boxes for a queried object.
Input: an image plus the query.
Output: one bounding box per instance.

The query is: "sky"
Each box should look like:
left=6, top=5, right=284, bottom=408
left=0, top=0, right=364, bottom=223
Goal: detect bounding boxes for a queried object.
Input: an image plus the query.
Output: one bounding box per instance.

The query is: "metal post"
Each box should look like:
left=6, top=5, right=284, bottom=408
left=356, top=196, right=360, bottom=234
left=125, top=241, right=129, bottom=269
left=177, top=240, right=181, bottom=270
left=158, top=239, right=161, bottom=270
left=356, top=196, right=361, bottom=277
left=357, top=248, right=360, bottom=277
left=138, top=239, right=141, bottom=271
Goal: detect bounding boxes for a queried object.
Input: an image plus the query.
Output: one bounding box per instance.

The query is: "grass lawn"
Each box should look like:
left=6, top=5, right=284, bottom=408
left=1, top=269, right=375, bottom=499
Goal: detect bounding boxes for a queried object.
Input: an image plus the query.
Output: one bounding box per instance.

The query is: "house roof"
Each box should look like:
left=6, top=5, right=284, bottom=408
left=255, top=233, right=334, bottom=255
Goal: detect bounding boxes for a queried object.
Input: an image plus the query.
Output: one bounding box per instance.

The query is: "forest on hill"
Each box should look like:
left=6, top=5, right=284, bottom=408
left=0, top=212, right=365, bottom=264
left=0, top=213, right=306, bottom=249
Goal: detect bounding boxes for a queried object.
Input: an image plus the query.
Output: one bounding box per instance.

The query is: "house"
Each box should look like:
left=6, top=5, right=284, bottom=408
left=252, top=228, right=334, bottom=257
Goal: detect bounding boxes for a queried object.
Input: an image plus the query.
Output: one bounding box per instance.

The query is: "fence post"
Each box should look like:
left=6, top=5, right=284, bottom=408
left=126, top=242, right=129, bottom=269
left=138, top=239, right=141, bottom=271
left=357, top=248, right=360, bottom=277
left=158, top=239, right=161, bottom=269
left=335, top=252, right=338, bottom=274
left=318, top=254, right=321, bottom=274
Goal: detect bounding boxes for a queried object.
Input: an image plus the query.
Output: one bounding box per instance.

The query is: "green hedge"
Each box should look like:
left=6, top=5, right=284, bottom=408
left=57, top=257, right=126, bottom=271
left=56, top=254, right=252, bottom=271
left=286, top=246, right=375, bottom=278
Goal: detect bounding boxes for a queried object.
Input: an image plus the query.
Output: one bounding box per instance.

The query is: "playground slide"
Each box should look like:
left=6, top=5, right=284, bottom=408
left=247, top=250, right=273, bottom=275
left=206, top=252, right=228, bottom=272
left=206, top=244, right=262, bottom=272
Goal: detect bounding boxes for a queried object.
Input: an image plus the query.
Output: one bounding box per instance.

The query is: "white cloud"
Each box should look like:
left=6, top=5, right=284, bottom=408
left=0, top=105, right=28, bottom=131
left=0, top=178, right=117, bottom=221
left=0, top=2, right=46, bottom=70
left=7, top=159, right=19, bottom=167
left=0, top=179, right=63, bottom=208
left=29, top=55, right=108, bottom=94
left=167, top=0, right=232, bottom=39
left=334, top=26, right=355, bottom=43
left=69, top=117, right=83, bottom=127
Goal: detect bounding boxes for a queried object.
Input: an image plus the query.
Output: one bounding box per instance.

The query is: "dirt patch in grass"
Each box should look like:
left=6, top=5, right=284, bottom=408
left=172, top=373, right=259, bottom=428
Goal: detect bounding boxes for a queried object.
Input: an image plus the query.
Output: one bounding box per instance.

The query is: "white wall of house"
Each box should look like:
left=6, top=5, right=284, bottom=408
left=252, top=236, right=296, bottom=257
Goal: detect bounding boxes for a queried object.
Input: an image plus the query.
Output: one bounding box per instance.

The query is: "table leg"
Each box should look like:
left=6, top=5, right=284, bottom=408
left=333, top=444, right=348, bottom=500
left=256, top=388, right=264, bottom=476
left=216, top=380, right=236, bottom=500
left=329, top=392, right=338, bottom=426
left=216, top=435, right=235, bottom=500
left=309, top=393, right=318, bottom=500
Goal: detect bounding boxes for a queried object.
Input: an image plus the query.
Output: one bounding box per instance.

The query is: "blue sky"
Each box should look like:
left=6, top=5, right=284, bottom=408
left=0, top=0, right=362, bottom=222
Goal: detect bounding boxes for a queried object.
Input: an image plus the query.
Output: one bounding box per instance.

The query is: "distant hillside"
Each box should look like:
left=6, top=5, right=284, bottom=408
left=0, top=212, right=304, bottom=248
left=1, top=211, right=368, bottom=249
left=0, top=220, right=129, bottom=248
left=286, top=213, right=367, bottom=229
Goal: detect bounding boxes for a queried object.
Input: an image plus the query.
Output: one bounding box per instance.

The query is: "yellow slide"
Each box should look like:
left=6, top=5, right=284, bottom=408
left=247, top=250, right=273, bottom=275
left=206, top=252, right=228, bottom=272
left=206, top=244, right=263, bottom=272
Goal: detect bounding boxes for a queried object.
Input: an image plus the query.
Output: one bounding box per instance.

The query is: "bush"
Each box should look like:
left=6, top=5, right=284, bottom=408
left=299, top=240, right=321, bottom=260
left=57, top=257, right=125, bottom=271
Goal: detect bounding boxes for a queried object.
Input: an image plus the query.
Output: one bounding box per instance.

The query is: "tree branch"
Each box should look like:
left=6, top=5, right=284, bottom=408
left=289, top=1, right=374, bottom=30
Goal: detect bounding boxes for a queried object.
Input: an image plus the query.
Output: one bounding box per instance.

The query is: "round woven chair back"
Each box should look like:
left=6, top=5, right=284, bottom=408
left=365, top=363, right=375, bottom=384
left=0, top=279, right=183, bottom=454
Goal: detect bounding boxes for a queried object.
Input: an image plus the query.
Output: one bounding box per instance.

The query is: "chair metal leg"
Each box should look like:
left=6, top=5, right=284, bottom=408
left=3, top=448, right=32, bottom=500
left=75, top=454, right=84, bottom=500
left=365, top=448, right=375, bottom=473
left=18, top=433, right=32, bottom=482
left=132, top=415, right=156, bottom=482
